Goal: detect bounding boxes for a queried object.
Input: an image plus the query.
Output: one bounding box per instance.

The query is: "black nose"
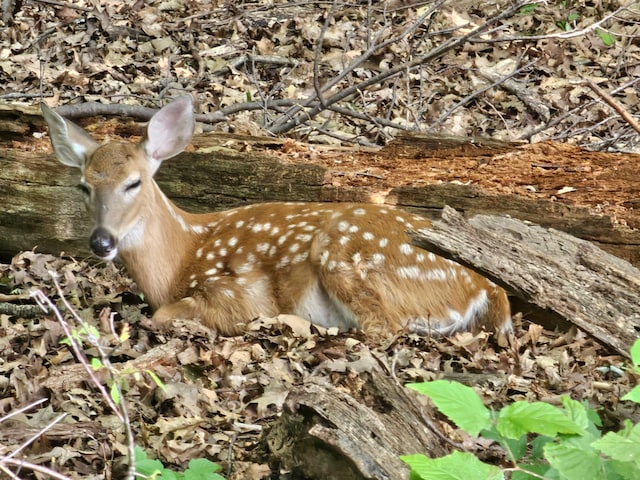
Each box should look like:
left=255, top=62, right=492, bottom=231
left=90, top=227, right=116, bottom=258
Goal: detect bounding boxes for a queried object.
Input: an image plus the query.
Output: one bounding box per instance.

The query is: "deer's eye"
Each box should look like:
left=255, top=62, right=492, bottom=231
left=77, top=183, right=91, bottom=196
left=125, top=179, right=141, bottom=192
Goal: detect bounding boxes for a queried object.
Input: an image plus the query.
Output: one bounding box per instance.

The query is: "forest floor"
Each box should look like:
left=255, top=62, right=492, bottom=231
left=1, top=1, right=639, bottom=479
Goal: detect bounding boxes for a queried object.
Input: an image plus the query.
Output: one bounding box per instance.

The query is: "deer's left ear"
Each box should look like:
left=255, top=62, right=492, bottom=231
left=143, top=96, right=195, bottom=171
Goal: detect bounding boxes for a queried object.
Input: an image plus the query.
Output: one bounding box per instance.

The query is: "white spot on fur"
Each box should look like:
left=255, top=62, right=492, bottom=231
left=270, top=226, right=280, bottom=236
left=205, top=268, right=217, bottom=275
left=337, top=221, right=350, bottom=232
left=292, top=252, right=309, bottom=263
left=400, top=243, right=413, bottom=255
left=256, top=242, right=270, bottom=254
left=320, top=250, right=330, bottom=266
left=276, top=256, right=291, bottom=269
left=395, top=265, right=421, bottom=279
left=228, top=237, right=238, bottom=247
left=379, top=238, right=388, bottom=248
left=363, top=232, right=374, bottom=241
left=372, top=253, right=385, bottom=264
left=289, top=243, right=300, bottom=253
left=196, top=247, right=204, bottom=258
left=339, top=235, right=350, bottom=246
left=348, top=225, right=359, bottom=233
left=353, top=208, right=366, bottom=215
left=235, top=220, right=245, bottom=228
left=206, top=252, right=215, bottom=260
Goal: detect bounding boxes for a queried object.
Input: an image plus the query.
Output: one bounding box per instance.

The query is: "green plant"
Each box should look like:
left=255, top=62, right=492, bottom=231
left=401, top=340, right=640, bottom=480
left=135, top=447, right=225, bottom=480
left=34, top=280, right=226, bottom=479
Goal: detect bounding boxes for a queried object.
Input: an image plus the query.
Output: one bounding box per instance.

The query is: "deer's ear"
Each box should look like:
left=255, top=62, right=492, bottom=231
left=143, top=96, right=195, bottom=169
left=41, top=103, right=99, bottom=170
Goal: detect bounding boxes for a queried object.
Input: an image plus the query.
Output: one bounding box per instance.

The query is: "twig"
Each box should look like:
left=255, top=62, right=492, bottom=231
left=32, top=0, right=93, bottom=12
left=1, top=457, right=72, bottom=480
left=5, top=413, right=67, bottom=460
left=468, top=2, right=632, bottom=44
left=32, top=276, right=136, bottom=480
left=0, top=398, right=48, bottom=424
left=269, top=0, right=447, bottom=133
left=0, top=302, right=50, bottom=318
left=267, top=0, right=531, bottom=135
left=428, top=60, right=538, bottom=130
left=585, top=79, right=640, bottom=135
left=522, top=76, right=640, bottom=141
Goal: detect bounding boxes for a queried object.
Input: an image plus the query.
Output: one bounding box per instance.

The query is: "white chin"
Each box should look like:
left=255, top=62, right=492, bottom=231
left=102, top=249, right=118, bottom=261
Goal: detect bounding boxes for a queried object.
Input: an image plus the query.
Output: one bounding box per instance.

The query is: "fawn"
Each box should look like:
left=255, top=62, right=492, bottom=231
left=41, top=96, right=511, bottom=337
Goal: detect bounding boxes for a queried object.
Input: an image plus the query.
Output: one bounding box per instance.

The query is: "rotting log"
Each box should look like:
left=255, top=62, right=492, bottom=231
left=410, top=206, right=640, bottom=358
left=2, top=107, right=640, bottom=266
left=2, top=136, right=640, bottom=266
left=261, top=361, right=446, bottom=480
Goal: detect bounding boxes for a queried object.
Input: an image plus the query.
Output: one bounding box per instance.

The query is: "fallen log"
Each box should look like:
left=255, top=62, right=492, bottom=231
left=2, top=105, right=640, bottom=265
left=262, top=357, right=447, bottom=480
left=410, top=206, right=640, bottom=358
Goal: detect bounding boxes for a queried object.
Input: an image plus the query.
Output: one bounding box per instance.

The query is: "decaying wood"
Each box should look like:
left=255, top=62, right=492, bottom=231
left=3, top=132, right=640, bottom=267
left=410, top=206, right=640, bottom=357
left=262, top=359, right=446, bottom=480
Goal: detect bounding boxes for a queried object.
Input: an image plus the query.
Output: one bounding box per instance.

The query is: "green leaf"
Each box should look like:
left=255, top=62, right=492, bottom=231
left=519, top=4, right=537, bottom=14
left=544, top=438, right=606, bottom=480
left=609, top=458, right=639, bottom=480
left=592, top=423, right=640, bottom=465
left=531, top=435, right=554, bottom=460
left=110, top=382, right=121, bottom=405
left=134, top=447, right=165, bottom=479
left=146, top=369, right=167, bottom=392
left=90, top=357, right=103, bottom=370
left=595, top=28, right=616, bottom=46
left=406, top=381, right=491, bottom=436
left=481, top=428, right=527, bottom=461
left=512, top=462, right=554, bottom=480
left=621, top=385, right=640, bottom=403
left=400, top=451, right=503, bottom=480
left=497, top=401, right=583, bottom=439
left=184, top=458, right=224, bottom=480
left=629, top=339, right=640, bottom=368
left=560, top=396, right=588, bottom=430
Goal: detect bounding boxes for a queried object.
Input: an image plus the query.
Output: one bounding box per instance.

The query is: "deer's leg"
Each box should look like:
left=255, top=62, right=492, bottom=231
left=150, top=273, right=280, bottom=335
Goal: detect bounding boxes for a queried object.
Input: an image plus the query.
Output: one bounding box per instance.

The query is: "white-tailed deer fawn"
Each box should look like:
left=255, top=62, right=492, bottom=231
left=41, top=96, right=511, bottom=337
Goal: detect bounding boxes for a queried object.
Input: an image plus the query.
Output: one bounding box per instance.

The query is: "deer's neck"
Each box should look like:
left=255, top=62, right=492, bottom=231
left=118, top=183, right=208, bottom=309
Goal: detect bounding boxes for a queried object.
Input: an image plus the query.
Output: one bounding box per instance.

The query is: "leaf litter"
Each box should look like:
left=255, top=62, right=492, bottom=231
left=0, top=252, right=637, bottom=478
left=1, top=0, right=640, bottom=477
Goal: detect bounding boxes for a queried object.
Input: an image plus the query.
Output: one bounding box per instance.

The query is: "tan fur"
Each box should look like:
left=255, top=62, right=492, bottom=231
left=43, top=98, right=512, bottom=338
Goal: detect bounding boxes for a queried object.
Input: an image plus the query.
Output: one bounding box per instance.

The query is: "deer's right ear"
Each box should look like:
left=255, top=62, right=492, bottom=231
left=41, top=103, right=98, bottom=170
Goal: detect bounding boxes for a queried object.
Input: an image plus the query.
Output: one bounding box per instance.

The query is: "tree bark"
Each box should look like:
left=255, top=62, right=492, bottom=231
left=3, top=134, right=640, bottom=266
left=410, top=206, right=640, bottom=358
left=262, top=361, right=447, bottom=480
